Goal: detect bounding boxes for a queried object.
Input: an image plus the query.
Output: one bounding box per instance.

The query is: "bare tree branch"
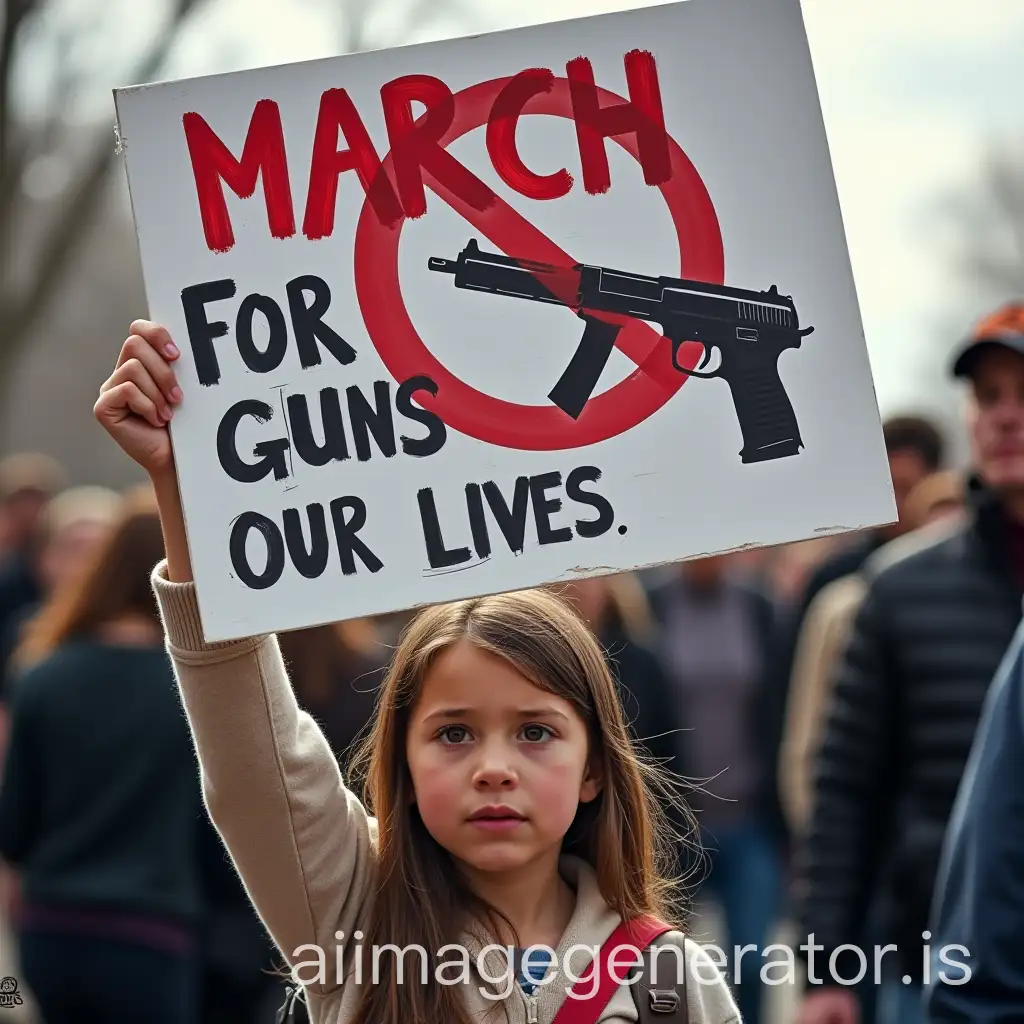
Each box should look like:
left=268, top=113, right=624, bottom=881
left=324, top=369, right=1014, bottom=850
left=0, top=0, right=205, bottom=382
left=405, top=0, right=472, bottom=36
left=0, top=0, right=37, bottom=181
left=340, top=0, right=376, bottom=53
left=940, top=143, right=1024, bottom=300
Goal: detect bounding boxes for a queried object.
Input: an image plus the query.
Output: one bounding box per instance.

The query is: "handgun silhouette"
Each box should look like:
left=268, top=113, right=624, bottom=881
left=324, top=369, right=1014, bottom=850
left=429, top=238, right=814, bottom=464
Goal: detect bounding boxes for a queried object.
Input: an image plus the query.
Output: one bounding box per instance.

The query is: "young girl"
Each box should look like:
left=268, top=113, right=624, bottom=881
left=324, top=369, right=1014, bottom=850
left=93, top=321, right=742, bottom=1024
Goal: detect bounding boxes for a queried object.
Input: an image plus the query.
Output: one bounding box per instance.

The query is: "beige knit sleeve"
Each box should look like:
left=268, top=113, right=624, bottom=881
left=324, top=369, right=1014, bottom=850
left=151, top=561, right=377, bottom=996
left=683, top=939, right=742, bottom=1024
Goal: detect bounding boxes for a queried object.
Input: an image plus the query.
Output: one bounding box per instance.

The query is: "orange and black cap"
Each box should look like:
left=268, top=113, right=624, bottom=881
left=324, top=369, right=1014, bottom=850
left=951, top=303, right=1024, bottom=379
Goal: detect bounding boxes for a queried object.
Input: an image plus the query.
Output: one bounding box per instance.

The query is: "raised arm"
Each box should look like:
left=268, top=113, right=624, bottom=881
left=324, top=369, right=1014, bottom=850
left=95, top=322, right=379, bottom=993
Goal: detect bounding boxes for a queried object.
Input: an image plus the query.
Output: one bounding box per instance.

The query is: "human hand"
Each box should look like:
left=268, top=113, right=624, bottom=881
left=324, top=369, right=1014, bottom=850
left=94, top=320, right=182, bottom=480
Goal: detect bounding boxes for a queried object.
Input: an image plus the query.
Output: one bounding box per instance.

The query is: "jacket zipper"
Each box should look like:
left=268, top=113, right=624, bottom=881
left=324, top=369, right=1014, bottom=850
left=524, top=992, right=538, bottom=1023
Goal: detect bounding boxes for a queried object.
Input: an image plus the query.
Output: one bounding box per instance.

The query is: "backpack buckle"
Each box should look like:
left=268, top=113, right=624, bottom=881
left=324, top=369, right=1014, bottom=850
left=649, top=988, right=681, bottom=1013
left=275, top=983, right=303, bottom=1024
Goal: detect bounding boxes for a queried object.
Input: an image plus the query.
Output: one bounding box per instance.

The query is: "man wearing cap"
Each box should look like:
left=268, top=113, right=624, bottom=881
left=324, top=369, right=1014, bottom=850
left=795, top=304, right=1024, bottom=1024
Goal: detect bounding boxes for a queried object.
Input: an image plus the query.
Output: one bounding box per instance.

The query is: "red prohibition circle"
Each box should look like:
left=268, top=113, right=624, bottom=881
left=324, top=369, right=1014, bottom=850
left=354, top=76, right=724, bottom=451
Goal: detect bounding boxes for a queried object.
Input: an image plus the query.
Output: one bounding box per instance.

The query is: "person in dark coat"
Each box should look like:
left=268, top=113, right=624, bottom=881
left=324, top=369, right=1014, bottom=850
left=925, top=618, right=1024, bottom=1022
left=795, top=303, right=1024, bottom=1024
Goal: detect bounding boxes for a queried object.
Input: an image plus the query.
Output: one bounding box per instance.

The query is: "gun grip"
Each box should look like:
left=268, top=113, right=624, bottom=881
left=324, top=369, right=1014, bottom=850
left=721, top=356, right=802, bottom=463
left=548, top=316, right=621, bottom=420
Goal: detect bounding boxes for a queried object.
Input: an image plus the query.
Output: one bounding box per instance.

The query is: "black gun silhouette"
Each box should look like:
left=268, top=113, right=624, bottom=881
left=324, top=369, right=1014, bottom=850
left=428, top=238, right=814, bottom=464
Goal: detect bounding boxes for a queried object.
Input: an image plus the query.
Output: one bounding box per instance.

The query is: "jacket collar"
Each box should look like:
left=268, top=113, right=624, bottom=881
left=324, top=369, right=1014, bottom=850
left=965, top=474, right=1024, bottom=596
left=459, top=854, right=621, bottom=1006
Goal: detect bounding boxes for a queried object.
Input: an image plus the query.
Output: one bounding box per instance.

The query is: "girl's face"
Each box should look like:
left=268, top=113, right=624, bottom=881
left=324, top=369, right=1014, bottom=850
left=406, top=637, right=601, bottom=878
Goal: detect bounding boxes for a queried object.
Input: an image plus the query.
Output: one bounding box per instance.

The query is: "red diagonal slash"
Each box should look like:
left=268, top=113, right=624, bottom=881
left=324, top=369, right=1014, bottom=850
left=424, top=167, right=681, bottom=396
left=355, top=75, right=724, bottom=451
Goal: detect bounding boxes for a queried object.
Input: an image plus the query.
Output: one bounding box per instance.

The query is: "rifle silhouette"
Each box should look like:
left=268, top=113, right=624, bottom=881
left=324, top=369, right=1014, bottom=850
left=428, top=238, right=814, bottom=464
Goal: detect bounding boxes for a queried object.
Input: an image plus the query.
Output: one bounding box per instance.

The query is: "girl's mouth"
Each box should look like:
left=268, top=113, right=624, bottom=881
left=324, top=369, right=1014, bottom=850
left=469, top=817, right=525, bottom=831
left=468, top=806, right=526, bottom=830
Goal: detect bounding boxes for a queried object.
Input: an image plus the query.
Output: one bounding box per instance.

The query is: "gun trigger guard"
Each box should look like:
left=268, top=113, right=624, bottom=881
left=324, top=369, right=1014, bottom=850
left=671, top=340, right=721, bottom=379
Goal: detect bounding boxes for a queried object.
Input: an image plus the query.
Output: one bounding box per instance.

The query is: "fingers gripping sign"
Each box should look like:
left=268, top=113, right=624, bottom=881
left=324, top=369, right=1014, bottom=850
left=95, top=321, right=183, bottom=473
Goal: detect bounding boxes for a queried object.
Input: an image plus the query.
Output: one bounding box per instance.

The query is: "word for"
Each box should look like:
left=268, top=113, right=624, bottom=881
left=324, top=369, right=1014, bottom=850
left=182, top=50, right=672, bottom=251
left=182, top=276, right=355, bottom=388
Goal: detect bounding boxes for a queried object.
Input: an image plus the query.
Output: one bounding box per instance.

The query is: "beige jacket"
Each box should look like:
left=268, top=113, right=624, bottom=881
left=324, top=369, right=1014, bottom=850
left=152, top=563, right=741, bottom=1024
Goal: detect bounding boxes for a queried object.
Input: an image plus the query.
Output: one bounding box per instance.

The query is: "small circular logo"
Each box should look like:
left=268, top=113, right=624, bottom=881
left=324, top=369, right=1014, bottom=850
left=0, top=978, right=15, bottom=995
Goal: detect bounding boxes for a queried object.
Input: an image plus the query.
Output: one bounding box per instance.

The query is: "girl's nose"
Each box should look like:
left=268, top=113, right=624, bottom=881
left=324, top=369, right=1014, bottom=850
left=471, top=741, right=518, bottom=788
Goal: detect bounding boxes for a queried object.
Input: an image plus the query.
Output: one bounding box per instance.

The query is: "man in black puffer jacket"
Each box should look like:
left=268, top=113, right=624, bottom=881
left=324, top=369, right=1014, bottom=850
left=795, top=304, right=1024, bottom=1024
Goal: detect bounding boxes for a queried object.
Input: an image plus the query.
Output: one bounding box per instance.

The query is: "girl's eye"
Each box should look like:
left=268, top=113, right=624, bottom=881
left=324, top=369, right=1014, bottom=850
left=438, top=725, right=470, bottom=745
left=521, top=724, right=554, bottom=743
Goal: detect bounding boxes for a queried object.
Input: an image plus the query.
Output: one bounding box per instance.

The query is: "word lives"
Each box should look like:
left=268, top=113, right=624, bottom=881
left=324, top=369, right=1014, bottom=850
left=419, top=466, right=621, bottom=571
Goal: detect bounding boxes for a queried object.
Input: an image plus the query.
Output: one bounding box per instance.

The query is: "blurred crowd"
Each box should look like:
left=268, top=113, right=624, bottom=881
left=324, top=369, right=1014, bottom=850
left=0, top=301, right=1022, bottom=1024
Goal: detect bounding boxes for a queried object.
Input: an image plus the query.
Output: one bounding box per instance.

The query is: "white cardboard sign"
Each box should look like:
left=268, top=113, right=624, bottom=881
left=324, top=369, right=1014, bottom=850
left=114, top=0, right=896, bottom=641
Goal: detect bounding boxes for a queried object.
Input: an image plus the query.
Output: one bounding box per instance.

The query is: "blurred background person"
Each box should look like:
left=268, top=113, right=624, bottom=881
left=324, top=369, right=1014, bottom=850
left=779, top=468, right=966, bottom=837
left=904, top=469, right=967, bottom=531
left=0, top=488, right=205, bottom=1024
left=757, top=537, right=844, bottom=609
left=795, top=305, right=1024, bottom=1024
left=0, top=454, right=66, bottom=651
left=646, top=553, right=786, bottom=1024
left=558, top=573, right=683, bottom=768
left=277, top=618, right=387, bottom=776
left=0, top=485, right=121, bottom=692
left=772, top=415, right=946, bottom=726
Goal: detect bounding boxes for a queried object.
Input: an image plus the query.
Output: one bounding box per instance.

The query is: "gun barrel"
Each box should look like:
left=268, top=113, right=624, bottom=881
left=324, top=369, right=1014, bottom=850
left=428, top=239, right=580, bottom=308
left=428, top=257, right=458, bottom=274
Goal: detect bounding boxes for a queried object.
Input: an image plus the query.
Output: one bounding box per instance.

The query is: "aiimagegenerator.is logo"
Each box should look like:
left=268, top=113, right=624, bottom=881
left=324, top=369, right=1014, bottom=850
left=0, top=976, right=23, bottom=1008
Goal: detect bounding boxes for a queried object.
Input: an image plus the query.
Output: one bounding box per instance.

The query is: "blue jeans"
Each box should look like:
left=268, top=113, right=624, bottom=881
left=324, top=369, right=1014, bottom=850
left=19, top=929, right=199, bottom=1024
left=699, top=818, right=783, bottom=1024
left=876, top=979, right=925, bottom=1024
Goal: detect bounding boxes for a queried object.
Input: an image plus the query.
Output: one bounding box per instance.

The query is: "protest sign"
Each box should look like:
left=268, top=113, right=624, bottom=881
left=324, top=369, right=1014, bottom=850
left=114, top=0, right=896, bottom=641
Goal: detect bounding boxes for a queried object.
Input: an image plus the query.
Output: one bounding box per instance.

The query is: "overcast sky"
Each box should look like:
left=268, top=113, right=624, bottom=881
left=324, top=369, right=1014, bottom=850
left=23, top=0, right=1024, bottom=421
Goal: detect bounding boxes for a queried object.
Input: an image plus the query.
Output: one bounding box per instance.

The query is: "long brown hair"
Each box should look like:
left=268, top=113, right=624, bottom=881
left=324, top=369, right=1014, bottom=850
left=15, top=487, right=165, bottom=668
left=346, top=587, right=696, bottom=1024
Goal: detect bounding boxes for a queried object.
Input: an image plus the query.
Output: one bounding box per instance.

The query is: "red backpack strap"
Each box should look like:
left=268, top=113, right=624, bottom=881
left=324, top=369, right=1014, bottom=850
left=551, top=915, right=673, bottom=1024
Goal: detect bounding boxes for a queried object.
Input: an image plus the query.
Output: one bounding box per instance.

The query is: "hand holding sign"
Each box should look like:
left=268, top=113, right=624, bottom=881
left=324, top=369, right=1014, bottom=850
left=95, top=323, right=197, bottom=584
left=95, top=322, right=183, bottom=476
